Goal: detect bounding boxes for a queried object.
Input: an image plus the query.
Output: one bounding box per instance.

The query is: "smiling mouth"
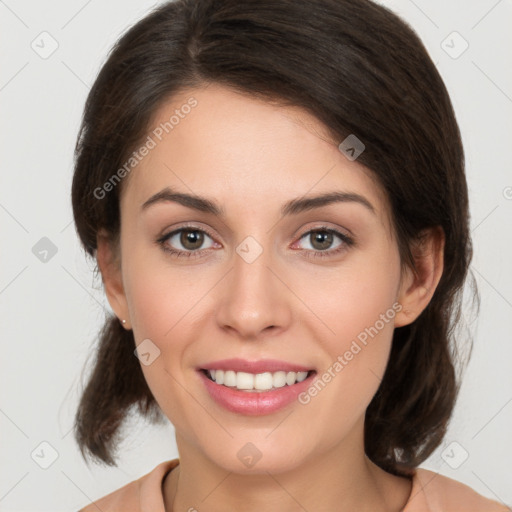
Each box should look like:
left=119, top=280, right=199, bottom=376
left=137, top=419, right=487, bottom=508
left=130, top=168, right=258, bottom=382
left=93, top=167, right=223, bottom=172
left=200, top=368, right=316, bottom=392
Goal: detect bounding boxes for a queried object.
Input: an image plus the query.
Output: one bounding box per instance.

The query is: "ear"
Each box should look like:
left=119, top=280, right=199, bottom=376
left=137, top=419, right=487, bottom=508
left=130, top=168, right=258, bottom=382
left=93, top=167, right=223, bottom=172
left=394, top=226, right=445, bottom=328
left=96, top=228, right=131, bottom=330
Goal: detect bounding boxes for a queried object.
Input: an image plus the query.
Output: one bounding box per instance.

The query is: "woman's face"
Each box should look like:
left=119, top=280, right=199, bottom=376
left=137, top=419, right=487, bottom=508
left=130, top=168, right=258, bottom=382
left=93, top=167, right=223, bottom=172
left=111, top=82, right=411, bottom=473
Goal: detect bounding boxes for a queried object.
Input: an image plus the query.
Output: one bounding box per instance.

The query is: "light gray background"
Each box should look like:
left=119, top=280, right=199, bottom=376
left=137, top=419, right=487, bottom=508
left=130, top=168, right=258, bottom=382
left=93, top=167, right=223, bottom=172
left=1, top=0, right=511, bottom=510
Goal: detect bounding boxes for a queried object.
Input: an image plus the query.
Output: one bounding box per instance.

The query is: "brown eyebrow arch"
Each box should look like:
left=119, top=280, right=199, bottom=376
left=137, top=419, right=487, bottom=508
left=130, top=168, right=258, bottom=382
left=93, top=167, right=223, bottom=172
left=141, top=186, right=375, bottom=216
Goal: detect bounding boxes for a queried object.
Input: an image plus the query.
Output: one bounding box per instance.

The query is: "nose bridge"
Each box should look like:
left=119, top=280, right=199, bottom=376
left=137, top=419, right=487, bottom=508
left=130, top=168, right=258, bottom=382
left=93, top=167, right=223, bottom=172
left=215, top=233, right=291, bottom=337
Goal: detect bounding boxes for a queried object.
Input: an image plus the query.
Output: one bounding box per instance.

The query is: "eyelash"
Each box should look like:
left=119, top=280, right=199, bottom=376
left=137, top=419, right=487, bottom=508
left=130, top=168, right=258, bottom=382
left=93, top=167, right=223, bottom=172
left=156, top=224, right=354, bottom=260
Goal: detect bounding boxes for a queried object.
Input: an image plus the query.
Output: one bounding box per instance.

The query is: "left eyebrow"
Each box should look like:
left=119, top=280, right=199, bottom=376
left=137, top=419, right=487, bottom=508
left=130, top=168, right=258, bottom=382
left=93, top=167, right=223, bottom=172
left=140, top=186, right=375, bottom=216
left=281, top=191, right=375, bottom=216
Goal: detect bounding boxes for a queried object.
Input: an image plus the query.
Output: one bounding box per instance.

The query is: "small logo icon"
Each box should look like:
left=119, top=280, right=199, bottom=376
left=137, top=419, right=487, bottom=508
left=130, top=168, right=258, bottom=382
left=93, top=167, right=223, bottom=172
left=441, top=441, right=469, bottom=469
left=32, top=237, right=58, bottom=263
left=441, top=32, right=469, bottom=59
left=338, top=134, right=365, bottom=161
left=31, top=441, right=59, bottom=469
left=31, top=31, right=59, bottom=59
left=235, top=236, right=263, bottom=264
left=237, top=442, right=263, bottom=468
left=134, top=338, right=161, bottom=366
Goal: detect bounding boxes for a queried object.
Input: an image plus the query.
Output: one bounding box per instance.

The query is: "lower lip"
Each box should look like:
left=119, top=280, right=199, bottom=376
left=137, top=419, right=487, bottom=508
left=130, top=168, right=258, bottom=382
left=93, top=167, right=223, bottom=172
left=197, top=369, right=316, bottom=415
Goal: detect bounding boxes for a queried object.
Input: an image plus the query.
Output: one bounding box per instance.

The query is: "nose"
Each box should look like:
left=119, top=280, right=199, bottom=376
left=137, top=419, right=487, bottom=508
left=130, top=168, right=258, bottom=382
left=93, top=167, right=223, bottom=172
left=214, top=242, right=292, bottom=340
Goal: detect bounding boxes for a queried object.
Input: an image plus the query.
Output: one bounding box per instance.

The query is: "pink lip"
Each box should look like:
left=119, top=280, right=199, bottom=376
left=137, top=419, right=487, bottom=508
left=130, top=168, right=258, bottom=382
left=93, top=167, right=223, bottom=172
left=199, top=358, right=314, bottom=374
left=197, top=368, right=317, bottom=415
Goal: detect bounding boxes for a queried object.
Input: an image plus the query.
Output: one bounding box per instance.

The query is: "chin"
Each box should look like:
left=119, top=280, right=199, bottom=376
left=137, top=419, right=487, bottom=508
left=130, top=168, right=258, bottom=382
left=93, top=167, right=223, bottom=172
left=202, top=438, right=311, bottom=476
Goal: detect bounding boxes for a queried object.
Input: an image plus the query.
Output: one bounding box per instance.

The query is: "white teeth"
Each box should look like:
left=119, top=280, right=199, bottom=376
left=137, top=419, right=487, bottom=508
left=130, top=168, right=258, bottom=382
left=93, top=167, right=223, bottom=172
left=224, top=370, right=237, bottom=387
left=255, top=372, right=273, bottom=390
left=296, top=371, right=308, bottom=382
left=237, top=371, right=254, bottom=390
left=272, top=371, right=287, bottom=388
left=205, top=369, right=311, bottom=391
left=286, top=371, right=297, bottom=385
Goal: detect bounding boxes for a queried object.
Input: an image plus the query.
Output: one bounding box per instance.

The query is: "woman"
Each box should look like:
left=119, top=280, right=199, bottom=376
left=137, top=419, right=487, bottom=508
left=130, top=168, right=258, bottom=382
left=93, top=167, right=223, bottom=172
left=71, top=0, right=508, bottom=510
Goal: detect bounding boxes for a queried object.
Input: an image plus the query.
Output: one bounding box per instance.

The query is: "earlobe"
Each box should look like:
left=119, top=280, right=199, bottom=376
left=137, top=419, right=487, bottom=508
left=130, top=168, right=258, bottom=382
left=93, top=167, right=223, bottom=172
left=394, top=227, right=445, bottom=328
left=96, top=229, right=131, bottom=328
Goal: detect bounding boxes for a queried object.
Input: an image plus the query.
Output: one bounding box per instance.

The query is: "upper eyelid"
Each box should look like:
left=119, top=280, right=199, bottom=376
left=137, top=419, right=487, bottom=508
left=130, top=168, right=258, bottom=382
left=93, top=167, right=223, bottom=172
left=162, top=223, right=217, bottom=241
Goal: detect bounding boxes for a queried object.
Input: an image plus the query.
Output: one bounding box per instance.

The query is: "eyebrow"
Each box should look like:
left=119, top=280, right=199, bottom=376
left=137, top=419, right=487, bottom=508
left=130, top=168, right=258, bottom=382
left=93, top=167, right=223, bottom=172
left=141, top=186, right=375, bottom=216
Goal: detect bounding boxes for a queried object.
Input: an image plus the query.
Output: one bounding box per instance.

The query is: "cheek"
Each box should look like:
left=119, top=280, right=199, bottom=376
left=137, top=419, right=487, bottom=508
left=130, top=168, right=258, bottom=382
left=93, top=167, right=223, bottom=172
left=301, top=244, right=401, bottom=350
left=122, top=250, right=213, bottom=429
left=123, top=247, right=204, bottom=339
left=295, top=248, right=401, bottom=417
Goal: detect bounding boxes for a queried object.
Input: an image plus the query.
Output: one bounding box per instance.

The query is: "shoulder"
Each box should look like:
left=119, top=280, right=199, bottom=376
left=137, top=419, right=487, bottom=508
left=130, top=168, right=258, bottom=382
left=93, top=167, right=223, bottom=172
left=406, top=467, right=510, bottom=512
left=77, top=459, right=180, bottom=512
left=77, top=477, right=140, bottom=512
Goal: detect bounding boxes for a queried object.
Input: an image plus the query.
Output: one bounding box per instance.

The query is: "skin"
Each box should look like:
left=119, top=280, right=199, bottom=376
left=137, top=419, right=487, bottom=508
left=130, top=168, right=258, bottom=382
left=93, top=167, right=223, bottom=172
left=97, top=82, right=444, bottom=512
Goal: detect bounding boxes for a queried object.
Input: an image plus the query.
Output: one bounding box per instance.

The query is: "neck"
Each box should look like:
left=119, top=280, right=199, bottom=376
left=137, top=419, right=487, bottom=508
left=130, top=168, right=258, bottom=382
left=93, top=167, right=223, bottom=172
left=163, top=420, right=412, bottom=512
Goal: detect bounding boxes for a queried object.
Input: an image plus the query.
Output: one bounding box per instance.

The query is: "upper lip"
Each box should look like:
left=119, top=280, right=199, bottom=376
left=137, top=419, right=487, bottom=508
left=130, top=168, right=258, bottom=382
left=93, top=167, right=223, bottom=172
left=199, top=358, right=314, bottom=374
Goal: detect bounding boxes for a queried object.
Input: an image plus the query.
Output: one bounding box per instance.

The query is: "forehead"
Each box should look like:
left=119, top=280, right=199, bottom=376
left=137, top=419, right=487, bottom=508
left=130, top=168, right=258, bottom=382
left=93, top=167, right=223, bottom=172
left=120, top=83, right=390, bottom=225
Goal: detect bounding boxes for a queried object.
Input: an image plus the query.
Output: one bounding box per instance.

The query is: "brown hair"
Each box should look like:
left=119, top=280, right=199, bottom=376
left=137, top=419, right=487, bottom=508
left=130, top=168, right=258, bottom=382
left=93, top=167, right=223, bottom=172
left=71, top=0, right=476, bottom=476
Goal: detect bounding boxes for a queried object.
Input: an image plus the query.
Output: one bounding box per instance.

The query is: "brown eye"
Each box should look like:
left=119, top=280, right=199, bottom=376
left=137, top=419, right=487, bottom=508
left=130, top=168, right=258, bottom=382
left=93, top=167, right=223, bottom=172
left=179, top=229, right=205, bottom=250
left=158, top=227, right=216, bottom=257
left=309, top=230, right=334, bottom=251
left=294, top=227, right=354, bottom=260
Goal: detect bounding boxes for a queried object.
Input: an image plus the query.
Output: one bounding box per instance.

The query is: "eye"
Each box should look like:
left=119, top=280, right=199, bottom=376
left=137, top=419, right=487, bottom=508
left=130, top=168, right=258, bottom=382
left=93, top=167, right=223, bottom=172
left=156, top=224, right=354, bottom=260
left=293, top=227, right=354, bottom=259
left=157, top=226, right=217, bottom=258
